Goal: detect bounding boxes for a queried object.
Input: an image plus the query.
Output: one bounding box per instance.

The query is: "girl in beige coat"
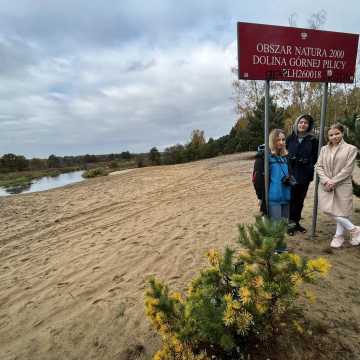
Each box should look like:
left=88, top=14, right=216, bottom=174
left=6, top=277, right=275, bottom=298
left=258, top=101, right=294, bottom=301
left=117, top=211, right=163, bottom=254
left=315, top=123, right=360, bottom=248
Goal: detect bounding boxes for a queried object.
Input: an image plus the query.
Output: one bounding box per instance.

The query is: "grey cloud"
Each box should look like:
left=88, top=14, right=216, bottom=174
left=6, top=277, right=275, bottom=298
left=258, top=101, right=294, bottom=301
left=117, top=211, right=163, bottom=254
left=0, top=36, right=38, bottom=78
left=0, top=0, right=235, bottom=52
left=126, top=59, right=156, bottom=73
left=0, top=37, right=236, bottom=157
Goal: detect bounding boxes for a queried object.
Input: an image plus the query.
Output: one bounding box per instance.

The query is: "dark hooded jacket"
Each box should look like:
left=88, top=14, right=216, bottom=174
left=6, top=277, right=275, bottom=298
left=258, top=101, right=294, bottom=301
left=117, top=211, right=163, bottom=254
left=286, top=114, right=318, bottom=184
left=252, top=148, right=267, bottom=214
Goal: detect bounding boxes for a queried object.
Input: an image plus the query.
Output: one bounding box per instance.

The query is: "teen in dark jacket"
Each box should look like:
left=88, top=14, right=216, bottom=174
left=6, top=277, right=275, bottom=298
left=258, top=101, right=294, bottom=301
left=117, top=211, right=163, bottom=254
left=286, top=114, right=318, bottom=235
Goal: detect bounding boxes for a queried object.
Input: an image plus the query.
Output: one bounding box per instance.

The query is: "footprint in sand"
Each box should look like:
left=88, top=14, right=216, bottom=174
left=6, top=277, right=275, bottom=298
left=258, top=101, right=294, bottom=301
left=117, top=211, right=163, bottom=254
left=112, top=274, right=125, bottom=283
left=0, top=314, right=11, bottom=329
left=108, top=286, right=122, bottom=294
left=92, top=298, right=109, bottom=305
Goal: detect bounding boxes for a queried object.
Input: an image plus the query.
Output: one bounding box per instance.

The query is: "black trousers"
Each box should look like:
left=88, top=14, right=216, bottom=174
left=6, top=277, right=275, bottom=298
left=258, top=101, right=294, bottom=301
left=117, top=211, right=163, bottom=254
left=290, top=182, right=310, bottom=223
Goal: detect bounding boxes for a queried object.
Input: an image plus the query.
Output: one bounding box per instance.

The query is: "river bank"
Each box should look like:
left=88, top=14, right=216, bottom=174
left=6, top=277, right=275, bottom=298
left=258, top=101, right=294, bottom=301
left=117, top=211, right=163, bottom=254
left=0, top=167, right=82, bottom=188
left=0, top=159, right=137, bottom=189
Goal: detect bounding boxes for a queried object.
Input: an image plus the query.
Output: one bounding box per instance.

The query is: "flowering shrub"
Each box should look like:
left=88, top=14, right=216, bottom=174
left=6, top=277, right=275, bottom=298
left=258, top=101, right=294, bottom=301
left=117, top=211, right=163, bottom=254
left=145, top=217, right=331, bottom=359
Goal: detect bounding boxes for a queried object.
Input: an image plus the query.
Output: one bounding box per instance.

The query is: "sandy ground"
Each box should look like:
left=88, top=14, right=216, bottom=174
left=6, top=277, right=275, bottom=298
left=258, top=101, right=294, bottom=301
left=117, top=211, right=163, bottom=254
left=109, top=169, right=136, bottom=176
left=1, top=153, right=360, bottom=360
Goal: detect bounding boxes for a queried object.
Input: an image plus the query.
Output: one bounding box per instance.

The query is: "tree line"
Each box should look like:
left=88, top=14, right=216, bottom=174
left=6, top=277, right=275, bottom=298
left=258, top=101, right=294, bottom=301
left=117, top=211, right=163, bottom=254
left=0, top=151, right=133, bottom=173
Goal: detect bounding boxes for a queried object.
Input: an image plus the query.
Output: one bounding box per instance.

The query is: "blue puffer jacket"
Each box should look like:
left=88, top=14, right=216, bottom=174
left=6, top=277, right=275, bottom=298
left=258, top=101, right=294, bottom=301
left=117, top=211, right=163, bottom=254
left=268, top=155, right=291, bottom=204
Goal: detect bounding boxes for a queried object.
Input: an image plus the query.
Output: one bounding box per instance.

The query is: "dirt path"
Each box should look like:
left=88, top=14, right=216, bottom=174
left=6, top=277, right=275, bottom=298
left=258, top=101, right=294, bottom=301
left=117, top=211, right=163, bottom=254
left=0, top=153, right=359, bottom=359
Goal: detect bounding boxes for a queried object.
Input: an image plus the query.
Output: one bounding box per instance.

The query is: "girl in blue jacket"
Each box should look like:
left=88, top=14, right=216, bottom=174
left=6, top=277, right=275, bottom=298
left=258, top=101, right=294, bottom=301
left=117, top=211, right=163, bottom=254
left=253, top=129, right=292, bottom=220
left=268, top=128, right=292, bottom=219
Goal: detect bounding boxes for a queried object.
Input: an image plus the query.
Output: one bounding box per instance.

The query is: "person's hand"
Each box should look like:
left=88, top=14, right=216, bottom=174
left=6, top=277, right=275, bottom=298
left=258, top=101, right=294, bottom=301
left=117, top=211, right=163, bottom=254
left=327, top=179, right=336, bottom=191
left=324, top=180, right=335, bottom=192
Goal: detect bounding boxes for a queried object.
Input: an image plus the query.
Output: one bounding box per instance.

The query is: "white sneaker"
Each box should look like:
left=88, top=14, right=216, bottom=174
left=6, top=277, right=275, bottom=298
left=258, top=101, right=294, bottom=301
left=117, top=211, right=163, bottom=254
left=330, top=235, right=345, bottom=248
left=350, top=226, right=360, bottom=246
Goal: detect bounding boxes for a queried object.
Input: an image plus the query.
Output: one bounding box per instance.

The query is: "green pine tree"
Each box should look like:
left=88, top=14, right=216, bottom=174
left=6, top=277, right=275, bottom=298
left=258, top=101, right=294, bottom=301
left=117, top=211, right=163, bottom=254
left=236, top=97, right=285, bottom=151
left=145, top=217, right=331, bottom=360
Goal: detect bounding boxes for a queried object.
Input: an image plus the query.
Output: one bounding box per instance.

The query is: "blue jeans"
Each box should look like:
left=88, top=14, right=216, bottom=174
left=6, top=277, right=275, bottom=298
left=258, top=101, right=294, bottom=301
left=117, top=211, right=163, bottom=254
left=269, top=203, right=289, bottom=220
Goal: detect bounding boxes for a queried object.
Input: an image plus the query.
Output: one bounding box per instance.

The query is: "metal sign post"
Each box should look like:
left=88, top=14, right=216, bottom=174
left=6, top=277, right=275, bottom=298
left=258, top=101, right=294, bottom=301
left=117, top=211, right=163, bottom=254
left=264, top=80, right=270, bottom=215
left=311, top=82, right=328, bottom=238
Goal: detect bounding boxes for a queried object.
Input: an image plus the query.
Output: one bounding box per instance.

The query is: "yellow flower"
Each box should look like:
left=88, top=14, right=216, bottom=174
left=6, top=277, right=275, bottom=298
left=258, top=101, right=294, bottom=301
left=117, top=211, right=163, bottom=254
left=145, top=297, right=160, bottom=307
left=171, top=336, right=183, bottom=353
left=290, top=273, right=303, bottom=287
left=154, top=345, right=175, bottom=360
left=144, top=297, right=160, bottom=318
left=255, top=302, right=268, bottom=314
left=288, top=253, right=302, bottom=267
left=233, top=301, right=242, bottom=310
left=207, top=248, right=220, bottom=267
left=170, top=291, right=183, bottom=302
left=153, top=349, right=165, bottom=360
left=238, top=249, right=251, bottom=261
left=244, top=263, right=257, bottom=273
left=236, top=310, right=253, bottom=335
left=187, top=285, right=194, bottom=295
left=159, top=323, right=169, bottom=334
left=292, top=320, right=304, bottom=334
left=239, top=287, right=252, bottom=305
left=307, top=257, right=331, bottom=276
left=223, top=304, right=236, bottom=326
left=260, top=290, right=272, bottom=301
left=253, top=275, right=264, bottom=288
left=223, top=293, right=243, bottom=326
left=155, top=312, right=165, bottom=326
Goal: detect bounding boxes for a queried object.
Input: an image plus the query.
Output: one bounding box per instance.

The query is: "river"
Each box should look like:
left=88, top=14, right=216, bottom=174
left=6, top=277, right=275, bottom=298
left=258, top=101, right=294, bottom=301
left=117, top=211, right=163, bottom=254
left=0, top=170, right=85, bottom=196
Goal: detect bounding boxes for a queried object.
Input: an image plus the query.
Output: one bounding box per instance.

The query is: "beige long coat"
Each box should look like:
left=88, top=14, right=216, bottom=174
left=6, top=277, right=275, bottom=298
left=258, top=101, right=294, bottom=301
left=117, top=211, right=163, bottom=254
left=315, top=140, right=358, bottom=217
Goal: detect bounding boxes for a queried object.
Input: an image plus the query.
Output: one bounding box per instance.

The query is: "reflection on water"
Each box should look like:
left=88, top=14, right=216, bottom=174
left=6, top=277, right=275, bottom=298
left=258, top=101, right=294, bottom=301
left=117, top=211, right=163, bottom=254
left=0, top=170, right=84, bottom=197
left=4, top=183, right=32, bottom=195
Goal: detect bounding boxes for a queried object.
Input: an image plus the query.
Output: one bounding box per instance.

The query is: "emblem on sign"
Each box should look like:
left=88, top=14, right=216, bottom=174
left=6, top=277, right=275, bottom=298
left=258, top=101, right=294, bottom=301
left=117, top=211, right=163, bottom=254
left=301, top=32, right=308, bottom=40
left=327, top=70, right=333, bottom=76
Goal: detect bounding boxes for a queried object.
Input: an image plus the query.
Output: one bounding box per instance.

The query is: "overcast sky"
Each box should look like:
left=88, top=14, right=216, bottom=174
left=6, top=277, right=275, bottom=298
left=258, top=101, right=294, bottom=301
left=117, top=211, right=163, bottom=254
left=0, top=0, right=359, bottom=157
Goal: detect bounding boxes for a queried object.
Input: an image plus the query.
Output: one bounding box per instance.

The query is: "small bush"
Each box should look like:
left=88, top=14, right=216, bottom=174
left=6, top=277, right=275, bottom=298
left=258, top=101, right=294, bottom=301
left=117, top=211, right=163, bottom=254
left=49, top=170, right=61, bottom=177
left=145, top=217, right=331, bottom=359
left=82, top=167, right=109, bottom=178
left=109, top=161, right=119, bottom=169
left=136, top=155, right=145, bottom=168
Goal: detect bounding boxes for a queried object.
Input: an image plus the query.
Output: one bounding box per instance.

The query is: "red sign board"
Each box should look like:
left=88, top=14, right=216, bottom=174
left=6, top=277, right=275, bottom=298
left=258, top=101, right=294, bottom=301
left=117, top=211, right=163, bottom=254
left=237, top=22, right=359, bottom=83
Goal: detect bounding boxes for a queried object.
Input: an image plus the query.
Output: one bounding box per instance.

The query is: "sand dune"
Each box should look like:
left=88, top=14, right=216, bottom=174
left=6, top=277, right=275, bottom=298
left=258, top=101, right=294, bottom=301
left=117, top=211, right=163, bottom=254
left=0, top=153, right=360, bottom=359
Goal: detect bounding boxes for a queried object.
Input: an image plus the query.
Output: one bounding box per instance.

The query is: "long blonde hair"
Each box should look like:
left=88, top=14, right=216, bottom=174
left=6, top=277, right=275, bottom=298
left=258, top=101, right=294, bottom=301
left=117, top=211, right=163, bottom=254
left=269, top=129, right=288, bottom=156
left=326, top=123, right=345, bottom=145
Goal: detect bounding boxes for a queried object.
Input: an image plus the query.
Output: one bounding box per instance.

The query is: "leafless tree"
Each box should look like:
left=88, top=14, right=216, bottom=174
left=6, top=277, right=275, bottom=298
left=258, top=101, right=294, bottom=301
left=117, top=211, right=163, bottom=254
left=307, top=9, right=327, bottom=29
left=288, top=13, right=298, bottom=27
